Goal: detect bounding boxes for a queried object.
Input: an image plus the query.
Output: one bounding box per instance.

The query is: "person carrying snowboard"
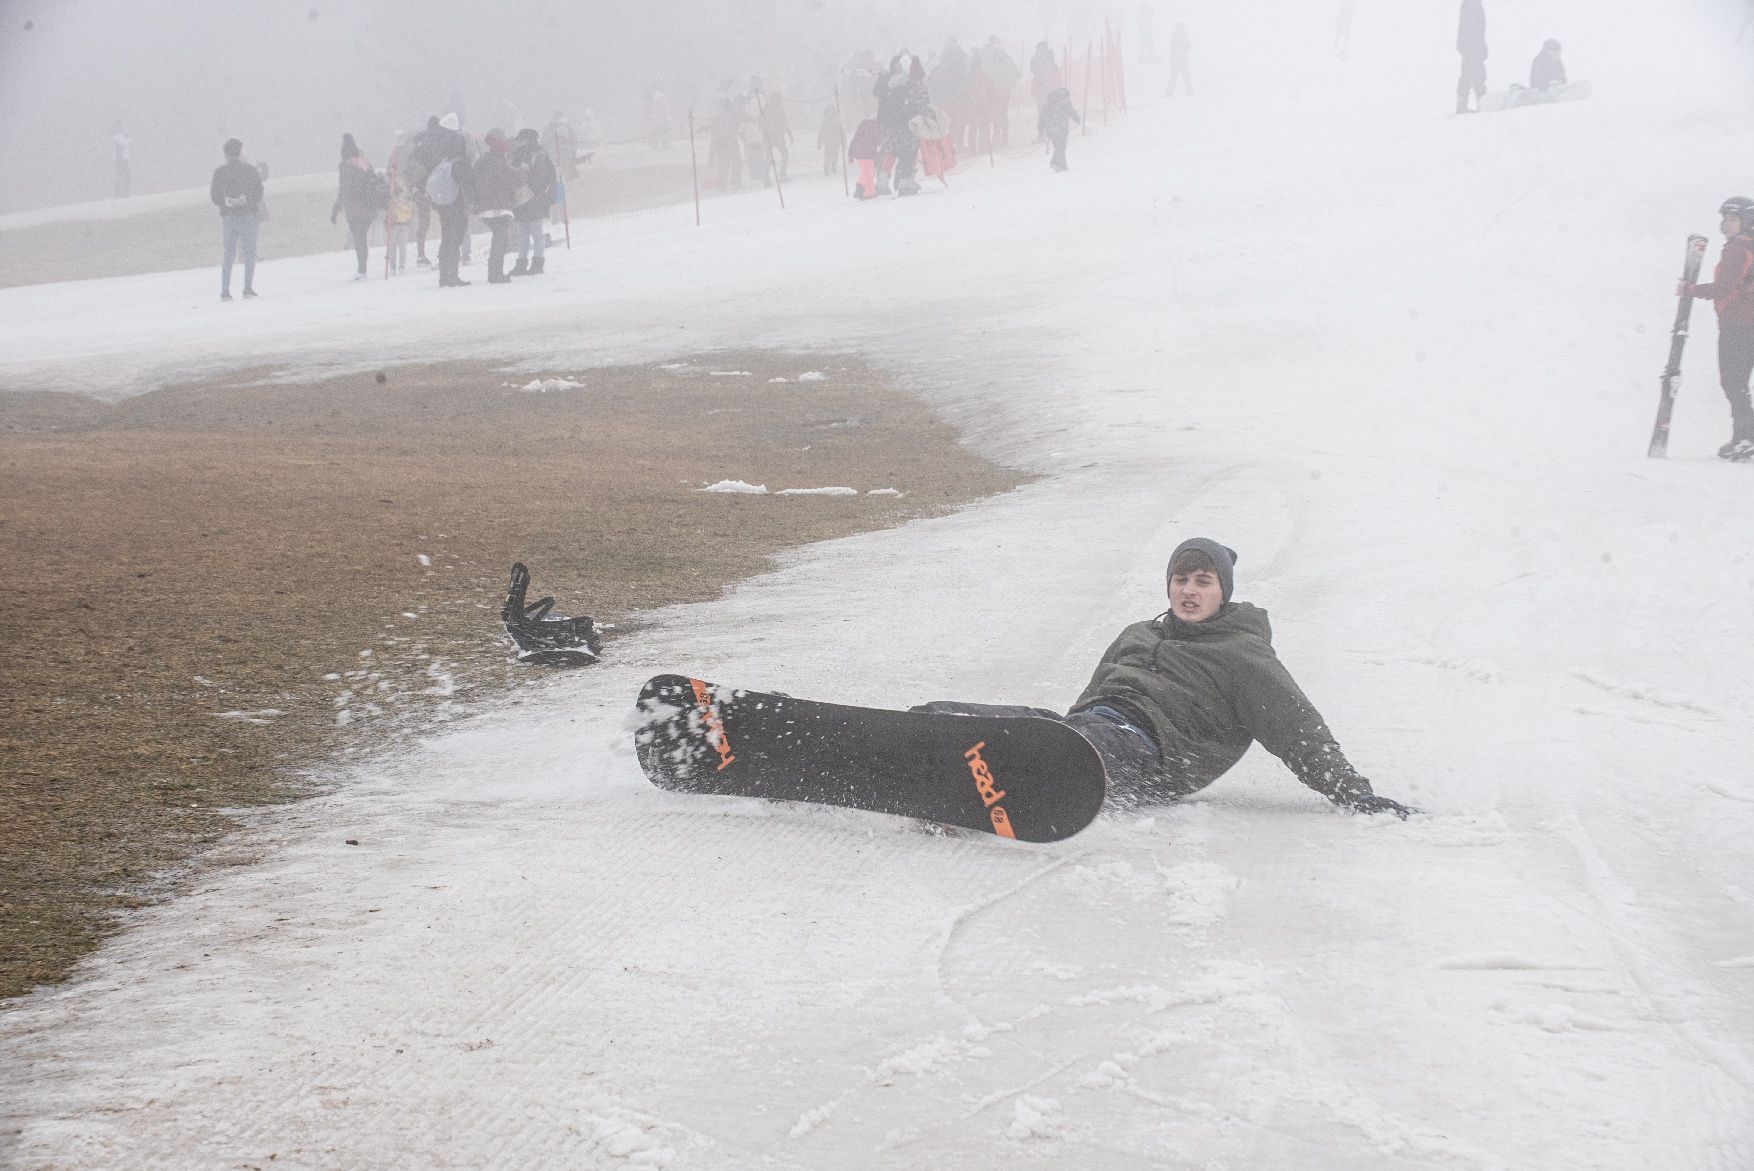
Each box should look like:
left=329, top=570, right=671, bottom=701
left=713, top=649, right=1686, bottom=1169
left=1456, top=0, right=1488, bottom=114
left=1680, top=196, right=1754, bottom=461
left=1529, top=38, right=1566, bottom=89
left=913, top=538, right=1419, bottom=818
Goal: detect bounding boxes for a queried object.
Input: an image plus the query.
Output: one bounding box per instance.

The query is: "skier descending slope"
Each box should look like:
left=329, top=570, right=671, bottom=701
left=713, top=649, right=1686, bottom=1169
left=1681, top=196, right=1754, bottom=460
left=914, top=538, right=1419, bottom=818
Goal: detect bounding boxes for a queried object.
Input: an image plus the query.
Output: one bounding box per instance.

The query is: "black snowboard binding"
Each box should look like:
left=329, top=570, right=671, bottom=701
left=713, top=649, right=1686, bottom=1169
left=501, top=562, right=603, bottom=666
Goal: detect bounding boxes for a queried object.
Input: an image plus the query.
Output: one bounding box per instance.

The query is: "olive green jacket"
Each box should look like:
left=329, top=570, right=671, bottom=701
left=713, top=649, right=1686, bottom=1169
left=1070, top=601, right=1379, bottom=804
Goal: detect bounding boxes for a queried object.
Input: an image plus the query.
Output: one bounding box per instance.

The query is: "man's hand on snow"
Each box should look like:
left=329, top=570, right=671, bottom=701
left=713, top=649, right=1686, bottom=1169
left=1338, top=792, right=1417, bottom=819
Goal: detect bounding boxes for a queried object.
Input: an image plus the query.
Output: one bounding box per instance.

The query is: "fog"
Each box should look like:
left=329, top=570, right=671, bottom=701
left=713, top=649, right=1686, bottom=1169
left=0, top=0, right=1747, bottom=214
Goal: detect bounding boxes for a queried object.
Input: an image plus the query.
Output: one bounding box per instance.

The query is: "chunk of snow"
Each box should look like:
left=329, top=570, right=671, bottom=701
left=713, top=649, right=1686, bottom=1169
left=700, top=480, right=769, bottom=494
left=520, top=377, right=585, bottom=392
left=867, top=487, right=903, bottom=496
left=708, top=370, right=752, bottom=377
left=798, top=371, right=827, bottom=381
left=1005, top=1096, right=1062, bottom=1140
left=775, top=486, right=858, bottom=496
left=416, top=553, right=432, bottom=567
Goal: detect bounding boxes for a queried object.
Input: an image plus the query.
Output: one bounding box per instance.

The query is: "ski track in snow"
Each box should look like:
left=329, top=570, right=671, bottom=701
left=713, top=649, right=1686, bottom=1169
left=4, top=9, right=1754, bottom=1168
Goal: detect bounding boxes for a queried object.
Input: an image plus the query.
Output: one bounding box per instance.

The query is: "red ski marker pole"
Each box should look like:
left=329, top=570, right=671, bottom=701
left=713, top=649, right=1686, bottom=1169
left=754, top=91, right=786, bottom=211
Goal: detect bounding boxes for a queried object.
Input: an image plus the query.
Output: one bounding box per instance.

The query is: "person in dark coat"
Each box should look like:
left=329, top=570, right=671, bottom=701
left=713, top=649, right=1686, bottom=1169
left=425, top=112, right=472, bottom=287
left=1165, top=23, right=1193, bottom=96
left=1529, top=38, right=1566, bottom=89
left=509, top=128, right=556, bottom=276
left=329, top=133, right=381, bottom=279
left=471, top=129, right=521, bottom=284
left=210, top=137, right=263, bottom=300
left=1456, top=0, right=1489, bottom=114
left=1037, top=87, right=1081, bottom=172
left=1681, top=197, right=1754, bottom=460
left=1029, top=41, right=1062, bottom=117
left=911, top=539, right=1419, bottom=818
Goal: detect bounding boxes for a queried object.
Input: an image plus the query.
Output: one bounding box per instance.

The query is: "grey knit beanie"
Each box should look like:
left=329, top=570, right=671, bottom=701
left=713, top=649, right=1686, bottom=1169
left=1167, top=537, right=1239, bottom=602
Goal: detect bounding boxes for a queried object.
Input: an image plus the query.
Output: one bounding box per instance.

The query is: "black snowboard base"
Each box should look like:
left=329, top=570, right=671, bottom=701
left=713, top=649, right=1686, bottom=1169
left=634, top=675, right=1107, bottom=842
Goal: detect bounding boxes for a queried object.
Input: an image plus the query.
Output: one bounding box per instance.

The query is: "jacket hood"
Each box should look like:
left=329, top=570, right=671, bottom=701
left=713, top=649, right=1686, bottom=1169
left=1157, top=600, right=1272, bottom=643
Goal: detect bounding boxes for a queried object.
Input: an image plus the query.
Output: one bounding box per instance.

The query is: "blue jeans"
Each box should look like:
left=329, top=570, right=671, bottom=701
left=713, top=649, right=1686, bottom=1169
left=516, top=218, right=546, bottom=261
left=221, top=214, right=258, bottom=293
left=908, top=699, right=1168, bottom=808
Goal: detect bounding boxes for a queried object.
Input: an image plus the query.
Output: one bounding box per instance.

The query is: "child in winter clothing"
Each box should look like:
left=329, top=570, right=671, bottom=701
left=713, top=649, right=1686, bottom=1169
left=389, top=189, right=413, bottom=272
left=847, top=118, right=882, bottom=199
left=1682, top=196, right=1754, bottom=460
left=817, top=105, right=843, bottom=177
left=1037, top=87, right=1081, bottom=172
left=911, top=538, right=1419, bottom=819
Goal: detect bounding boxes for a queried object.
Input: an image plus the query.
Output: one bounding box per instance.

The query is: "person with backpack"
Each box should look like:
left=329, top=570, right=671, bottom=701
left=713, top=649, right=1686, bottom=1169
left=910, top=539, right=1419, bottom=819
left=425, top=113, right=473, bottom=287
left=330, top=133, right=385, bottom=280
left=471, top=129, right=522, bottom=284
left=509, top=128, right=556, bottom=276
left=1680, top=196, right=1754, bottom=461
left=1037, top=87, right=1081, bottom=172
left=210, top=137, right=263, bottom=301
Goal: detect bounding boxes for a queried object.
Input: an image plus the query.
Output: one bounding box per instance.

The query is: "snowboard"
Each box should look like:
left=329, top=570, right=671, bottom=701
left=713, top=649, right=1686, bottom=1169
left=634, top=675, right=1107, bottom=842
left=1477, top=80, right=1592, bottom=113
left=1649, top=235, right=1711, bottom=458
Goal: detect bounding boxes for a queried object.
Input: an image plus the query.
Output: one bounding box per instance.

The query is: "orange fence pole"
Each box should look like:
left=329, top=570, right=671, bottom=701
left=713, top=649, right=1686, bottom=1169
left=687, top=110, right=701, bottom=226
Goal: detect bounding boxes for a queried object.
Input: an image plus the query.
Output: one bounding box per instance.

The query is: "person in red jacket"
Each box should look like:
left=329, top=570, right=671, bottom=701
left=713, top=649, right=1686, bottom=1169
left=1682, top=196, right=1754, bottom=460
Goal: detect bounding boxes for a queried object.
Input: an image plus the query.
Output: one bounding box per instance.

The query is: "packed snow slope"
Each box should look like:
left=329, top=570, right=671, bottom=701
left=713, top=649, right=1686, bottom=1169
left=4, top=14, right=1753, bottom=1171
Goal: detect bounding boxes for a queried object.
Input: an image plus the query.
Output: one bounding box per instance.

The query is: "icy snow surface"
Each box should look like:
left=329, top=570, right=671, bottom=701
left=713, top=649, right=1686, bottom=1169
left=3, top=13, right=1753, bottom=1170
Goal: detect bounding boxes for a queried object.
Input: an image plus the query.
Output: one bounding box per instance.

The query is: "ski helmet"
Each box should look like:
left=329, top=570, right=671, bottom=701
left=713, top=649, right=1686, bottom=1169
left=1542, top=38, right=1561, bottom=52
left=1720, top=196, right=1754, bottom=221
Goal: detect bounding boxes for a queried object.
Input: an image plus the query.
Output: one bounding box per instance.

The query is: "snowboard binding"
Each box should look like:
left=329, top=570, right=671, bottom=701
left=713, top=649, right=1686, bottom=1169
left=501, top=562, right=603, bottom=666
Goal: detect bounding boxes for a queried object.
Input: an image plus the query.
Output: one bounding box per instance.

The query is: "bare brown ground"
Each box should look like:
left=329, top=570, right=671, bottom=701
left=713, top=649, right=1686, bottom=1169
left=0, top=353, right=1026, bottom=999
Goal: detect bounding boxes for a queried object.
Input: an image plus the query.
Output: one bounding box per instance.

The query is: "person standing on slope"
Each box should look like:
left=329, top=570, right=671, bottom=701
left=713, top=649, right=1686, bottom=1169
left=1456, top=0, right=1488, bottom=114
left=1165, top=23, right=1193, bottom=96
left=210, top=137, right=263, bottom=301
left=912, top=539, right=1419, bottom=818
left=1681, top=197, right=1754, bottom=461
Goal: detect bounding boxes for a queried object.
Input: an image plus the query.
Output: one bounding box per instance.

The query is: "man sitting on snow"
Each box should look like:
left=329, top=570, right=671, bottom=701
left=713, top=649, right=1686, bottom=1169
left=915, top=538, right=1418, bottom=818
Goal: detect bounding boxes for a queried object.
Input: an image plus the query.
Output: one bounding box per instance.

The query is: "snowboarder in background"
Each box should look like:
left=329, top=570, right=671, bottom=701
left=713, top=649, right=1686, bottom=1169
left=110, top=121, right=132, bottom=198
left=1335, top=0, right=1355, bottom=59
left=211, top=137, right=262, bottom=301
left=1038, top=86, right=1081, bottom=172
left=509, top=128, right=555, bottom=276
left=1529, top=38, right=1566, bottom=89
left=1680, top=196, right=1754, bottom=461
left=911, top=539, right=1418, bottom=818
left=817, top=104, right=844, bottom=176
left=1165, top=23, right=1193, bottom=96
left=1456, top=0, right=1488, bottom=114
left=329, top=133, right=382, bottom=281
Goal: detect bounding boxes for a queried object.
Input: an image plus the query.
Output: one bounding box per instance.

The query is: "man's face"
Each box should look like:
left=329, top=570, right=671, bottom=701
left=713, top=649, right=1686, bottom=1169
left=1724, top=213, right=1744, bottom=238
left=1169, top=569, right=1224, bottom=623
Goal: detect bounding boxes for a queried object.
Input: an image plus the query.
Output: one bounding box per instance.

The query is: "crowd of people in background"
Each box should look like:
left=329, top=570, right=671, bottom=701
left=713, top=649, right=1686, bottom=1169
left=192, top=25, right=1118, bottom=299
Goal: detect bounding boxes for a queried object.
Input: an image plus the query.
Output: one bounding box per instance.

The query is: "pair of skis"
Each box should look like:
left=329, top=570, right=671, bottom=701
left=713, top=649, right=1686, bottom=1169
left=1648, top=234, right=1711, bottom=459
